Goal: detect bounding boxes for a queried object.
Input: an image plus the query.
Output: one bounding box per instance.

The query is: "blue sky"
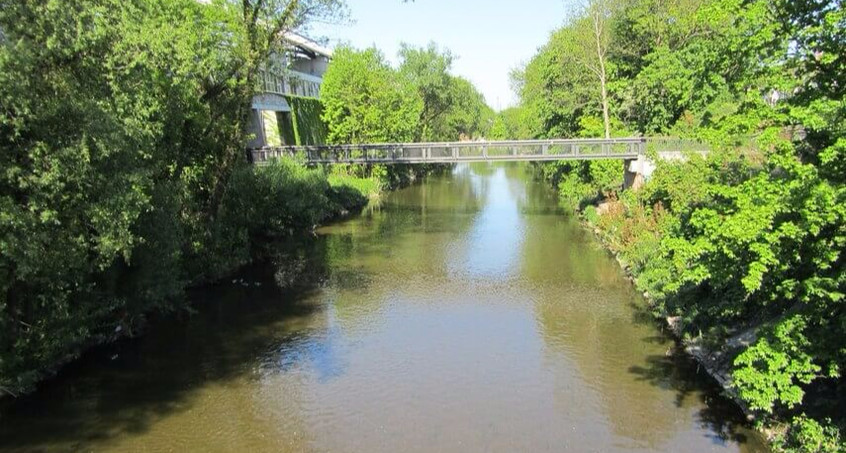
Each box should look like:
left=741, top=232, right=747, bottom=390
left=311, top=0, right=570, bottom=110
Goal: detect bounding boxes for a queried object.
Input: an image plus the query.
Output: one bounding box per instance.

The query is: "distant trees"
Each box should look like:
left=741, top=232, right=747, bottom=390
left=397, top=43, right=494, bottom=141
left=321, top=43, right=493, bottom=144
left=488, top=107, right=527, bottom=140
left=398, top=43, right=456, bottom=140
left=439, top=76, right=494, bottom=141
left=318, top=43, right=493, bottom=190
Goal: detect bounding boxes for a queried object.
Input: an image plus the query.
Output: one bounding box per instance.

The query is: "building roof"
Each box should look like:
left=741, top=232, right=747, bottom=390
left=283, top=32, right=332, bottom=58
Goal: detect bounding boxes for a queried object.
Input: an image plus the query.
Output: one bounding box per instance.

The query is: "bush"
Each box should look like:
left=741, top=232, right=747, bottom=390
left=221, top=158, right=364, bottom=241
left=541, top=160, right=624, bottom=211
left=328, top=172, right=382, bottom=198
left=776, top=416, right=844, bottom=453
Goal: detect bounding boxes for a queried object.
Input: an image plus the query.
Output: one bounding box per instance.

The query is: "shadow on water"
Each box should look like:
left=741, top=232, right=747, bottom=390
left=625, top=303, right=761, bottom=448
left=0, top=237, right=338, bottom=452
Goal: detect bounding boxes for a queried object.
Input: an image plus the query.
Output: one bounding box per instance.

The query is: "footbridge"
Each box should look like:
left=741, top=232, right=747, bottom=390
left=248, top=138, right=708, bottom=189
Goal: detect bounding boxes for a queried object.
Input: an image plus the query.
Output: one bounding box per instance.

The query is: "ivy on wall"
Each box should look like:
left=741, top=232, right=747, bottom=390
left=285, top=95, right=328, bottom=145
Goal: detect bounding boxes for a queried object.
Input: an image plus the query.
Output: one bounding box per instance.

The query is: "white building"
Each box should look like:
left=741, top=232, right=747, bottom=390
left=247, top=32, right=332, bottom=148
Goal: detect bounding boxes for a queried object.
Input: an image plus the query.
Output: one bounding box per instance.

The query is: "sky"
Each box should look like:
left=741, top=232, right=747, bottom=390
left=310, top=0, right=570, bottom=110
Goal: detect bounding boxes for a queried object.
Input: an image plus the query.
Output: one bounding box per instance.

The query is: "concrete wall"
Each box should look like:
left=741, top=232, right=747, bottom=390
left=290, top=56, right=329, bottom=77
left=245, top=109, right=265, bottom=149
left=623, top=151, right=703, bottom=190
left=252, top=93, right=292, bottom=112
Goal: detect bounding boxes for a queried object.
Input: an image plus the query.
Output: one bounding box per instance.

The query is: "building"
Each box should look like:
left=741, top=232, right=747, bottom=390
left=247, top=32, right=332, bottom=148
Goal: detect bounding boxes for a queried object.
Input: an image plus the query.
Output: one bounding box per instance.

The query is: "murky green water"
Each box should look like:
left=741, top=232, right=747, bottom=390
left=0, top=163, right=767, bottom=452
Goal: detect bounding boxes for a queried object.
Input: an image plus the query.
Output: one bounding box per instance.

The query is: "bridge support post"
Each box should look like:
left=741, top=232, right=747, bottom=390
left=623, top=156, right=646, bottom=191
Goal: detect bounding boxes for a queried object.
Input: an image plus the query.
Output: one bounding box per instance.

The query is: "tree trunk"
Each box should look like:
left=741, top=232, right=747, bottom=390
left=599, top=72, right=610, bottom=139
left=593, top=8, right=611, bottom=139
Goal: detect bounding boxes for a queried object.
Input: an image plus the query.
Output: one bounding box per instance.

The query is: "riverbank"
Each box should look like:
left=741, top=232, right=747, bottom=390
left=584, top=211, right=757, bottom=418
left=0, top=159, right=377, bottom=399
left=0, top=157, right=455, bottom=399
left=533, top=142, right=846, bottom=452
left=575, top=188, right=842, bottom=452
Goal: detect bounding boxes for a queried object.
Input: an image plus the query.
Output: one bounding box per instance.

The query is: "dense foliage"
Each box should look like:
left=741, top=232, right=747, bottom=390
left=0, top=0, right=360, bottom=395
left=514, top=0, right=845, bottom=450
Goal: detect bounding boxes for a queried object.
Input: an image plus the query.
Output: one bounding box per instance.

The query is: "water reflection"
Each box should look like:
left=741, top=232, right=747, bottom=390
left=448, top=166, right=525, bottom=280
left=0, top=163, right=767, bottom=452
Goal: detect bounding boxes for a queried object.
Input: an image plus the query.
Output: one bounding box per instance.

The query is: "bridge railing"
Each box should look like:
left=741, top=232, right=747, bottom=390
left=249, top=138, right=648, bottom=164
left=645, top=137, right=710, bottom=154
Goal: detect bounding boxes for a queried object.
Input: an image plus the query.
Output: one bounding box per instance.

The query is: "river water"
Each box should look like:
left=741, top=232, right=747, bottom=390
left=0, top=163, right=767, bottom=452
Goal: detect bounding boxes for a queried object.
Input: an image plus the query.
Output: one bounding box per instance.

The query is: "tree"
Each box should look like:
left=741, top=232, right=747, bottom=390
left=518, top=1, right=846, bottom=446
left=567, top=0, right=617, bottom=138
left=398, top=43, right=455, bottom=141
left=512, top=27, right=597, bottom=138
left=320, top=46, right=422, bottom=143
left=489, top=107, right=528, bottom=140
left=437, top=76, right=493, bottom=140
left=0, top=0, right=345, bottom=395
left=610, top=0, right=709, bottom=78
left=398, top=43, right=493, bottom=141
left=202, top=0, right=346, bottom=214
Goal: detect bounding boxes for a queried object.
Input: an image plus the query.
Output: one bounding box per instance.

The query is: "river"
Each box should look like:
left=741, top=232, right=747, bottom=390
left=0, top=163, right=767, bottom=452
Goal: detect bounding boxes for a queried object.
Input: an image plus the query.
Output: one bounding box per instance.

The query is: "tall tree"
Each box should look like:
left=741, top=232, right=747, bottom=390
left=568, top=0, right=617, bottom=138
left=205, top=0, right=345, bottom=214
left=512, top=27, right=597, bottom=138
left=321, top=46, right=422, bottom=143
left=439, top=76, right=494, bottom=140
left=398, top=43, right=455, bottom=141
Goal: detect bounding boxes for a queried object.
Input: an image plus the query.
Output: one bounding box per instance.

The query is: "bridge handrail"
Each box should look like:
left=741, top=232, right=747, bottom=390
left=247, top=137, right=708, bottom=165
left=255, top=137, right=648, bottom=153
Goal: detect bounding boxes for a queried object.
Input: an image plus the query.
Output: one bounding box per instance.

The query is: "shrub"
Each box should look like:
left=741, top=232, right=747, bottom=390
left=776, top=416, right=844, bottom=453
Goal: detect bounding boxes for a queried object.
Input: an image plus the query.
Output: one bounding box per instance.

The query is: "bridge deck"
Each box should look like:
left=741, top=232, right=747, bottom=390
left=249, top=138, right=708, bottom=165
